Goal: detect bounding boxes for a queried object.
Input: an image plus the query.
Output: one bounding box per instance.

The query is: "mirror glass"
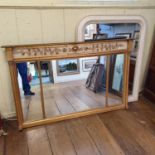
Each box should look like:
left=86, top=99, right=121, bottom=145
left=16, top=54, right=125, bottom=122
left=41, top=56, right=107, bottom=118
left=108, top=54, right=124, bottom=106
left=17, top=62, right=43, bottom=122
left=85, top=23, right=141, bottom=95
left=16, top=46, right=128, bottom=123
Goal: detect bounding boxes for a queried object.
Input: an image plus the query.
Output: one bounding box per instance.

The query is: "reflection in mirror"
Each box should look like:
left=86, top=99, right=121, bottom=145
left=17, top=55, right=125, bottom=122
left=108, top=54, right=124, bottom=106
left=85, top=23, right=141, bottom=95
left=17, top=61, right=43, bottom=122
left=40, top=56, right=107, bottom=118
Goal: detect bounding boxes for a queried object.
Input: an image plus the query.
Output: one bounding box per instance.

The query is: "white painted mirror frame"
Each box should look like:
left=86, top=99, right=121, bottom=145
left=77, top=15, right=147, bottom=102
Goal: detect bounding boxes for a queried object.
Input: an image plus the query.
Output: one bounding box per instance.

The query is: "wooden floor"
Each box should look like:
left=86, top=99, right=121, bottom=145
left=21, top=80, right=122, bottom=121
left=1, top=96, right=155, bottom=155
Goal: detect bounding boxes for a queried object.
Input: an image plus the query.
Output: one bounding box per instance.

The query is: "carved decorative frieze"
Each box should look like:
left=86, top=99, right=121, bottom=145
left=12, top=41, right=127, bottom=60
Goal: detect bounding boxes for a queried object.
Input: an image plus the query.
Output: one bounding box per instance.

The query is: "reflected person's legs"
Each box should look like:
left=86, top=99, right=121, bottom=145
left=17, top=62, right=35, bottom=96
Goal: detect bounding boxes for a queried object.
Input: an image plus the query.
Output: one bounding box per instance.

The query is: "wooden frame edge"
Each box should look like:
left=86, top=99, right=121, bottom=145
left=22, top=104, right=126, bottom=129
left=4, top=40, right=132, bottom=130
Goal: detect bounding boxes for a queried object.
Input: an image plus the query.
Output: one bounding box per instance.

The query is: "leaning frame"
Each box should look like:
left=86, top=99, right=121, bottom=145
left=3, top=39, right=132, bottom=130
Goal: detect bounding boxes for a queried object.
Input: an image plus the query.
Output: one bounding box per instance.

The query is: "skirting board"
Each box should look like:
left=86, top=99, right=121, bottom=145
left=2, top=112, right=16, bottom=119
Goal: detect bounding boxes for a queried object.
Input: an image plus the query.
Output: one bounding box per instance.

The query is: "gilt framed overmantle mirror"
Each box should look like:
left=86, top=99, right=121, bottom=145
left=3, top=39, right=132, bottom=130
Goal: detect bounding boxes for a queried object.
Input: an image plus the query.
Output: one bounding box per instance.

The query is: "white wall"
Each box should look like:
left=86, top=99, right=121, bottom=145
left=0, top=0, right=154, bottom=7
left=0, top=2, right=154, bottom=117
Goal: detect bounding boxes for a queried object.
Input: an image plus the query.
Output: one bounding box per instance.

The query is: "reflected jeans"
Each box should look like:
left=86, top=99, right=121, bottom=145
left=17, top=62, right=31, bottom=93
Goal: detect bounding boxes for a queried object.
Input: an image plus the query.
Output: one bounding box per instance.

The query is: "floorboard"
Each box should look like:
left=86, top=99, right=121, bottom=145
left=0, top=135, right=4, bottom=155
left=69, top=86, right=103, bottom=109
left=2, top=97, right=155, bottom=155
left=26, top=127, right=52, bottom=155
left=44, top=98, right=60, bottom=117
left=60, top=88, right=90, bottom=112
left=5, top=121, right=29, bottom=155
left=49, top=88, right=75, bottom=115
left=99, top=103, right=155, bottom=155
left=129, top=98, right=155, bottom=137
left=99, top=110, right=148, bottom=155
left=65, top=119, right=101, bottom=155
left=80, top=115, right=124, bottom=155
left=21, top=80, right=124, bottom=121
left=46, top=122, right=76, bottom=155
left=78, top=85, right=106, bottom=106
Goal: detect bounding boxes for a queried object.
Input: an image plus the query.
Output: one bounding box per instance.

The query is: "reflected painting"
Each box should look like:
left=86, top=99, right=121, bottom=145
left=112, top=54, right=124, bottom=92
left=57, top=59, right=80, bottom=76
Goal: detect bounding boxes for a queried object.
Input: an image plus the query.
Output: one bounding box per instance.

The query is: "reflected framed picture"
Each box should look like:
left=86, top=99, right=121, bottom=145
left=82, top=59, right=98, bottom=72
left=109, top=54, right=124, bottom=96
left=115, top=33, right=131, bottom=39
left=134, top=31, right=140, bottom=40
left=93, top=33, right=108, bottom=40
left=133, top=31, right=140, bottom=53
left=57, top=59, right=80, bottom=76
left=112, top=54, right=124, bottom=92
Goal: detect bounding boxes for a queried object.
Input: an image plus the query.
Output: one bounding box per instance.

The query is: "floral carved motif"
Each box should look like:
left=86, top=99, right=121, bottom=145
left=13, top=41, right=127, bottom=60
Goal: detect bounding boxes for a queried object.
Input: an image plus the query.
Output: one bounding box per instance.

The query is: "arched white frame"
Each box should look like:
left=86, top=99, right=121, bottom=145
left=77, top=15, right=147, bottom=102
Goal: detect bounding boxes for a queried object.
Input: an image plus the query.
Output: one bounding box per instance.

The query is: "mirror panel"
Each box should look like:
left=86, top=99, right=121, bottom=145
left=85, top=23, right=141, bottom=95
left=107, top=54, right=124, bottom=106
left=17, top=61, right=43, bottom=122
left=16, top=55, right=125, bottom=122
left=40, top=56, right=107, bottom=118
left=16, top=54, right=125, bottom=123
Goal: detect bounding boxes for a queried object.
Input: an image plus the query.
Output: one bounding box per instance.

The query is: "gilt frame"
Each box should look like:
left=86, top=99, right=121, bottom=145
left=2, top=39, right=132, bottom=130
